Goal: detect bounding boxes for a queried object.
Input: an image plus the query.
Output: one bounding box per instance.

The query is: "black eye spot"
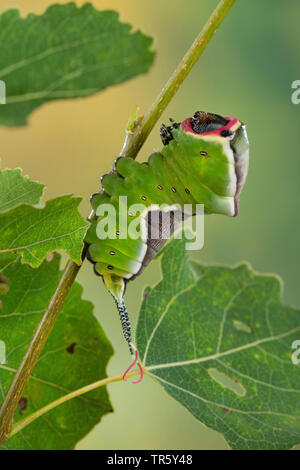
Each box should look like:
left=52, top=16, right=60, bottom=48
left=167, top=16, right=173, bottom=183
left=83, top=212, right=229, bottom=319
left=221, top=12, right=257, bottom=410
left=107, top=265, right=114, bottom=270
left=141, top=196, right=147, bottom=201
left=185, top=188, right=190, bottom=194
left=171, top=187, right=176, bottom=193
left=200, top=151, right=208, bottom=156
left=157, top=185, right=163, bottom=190
left=109, top=251, right=115, bottom=256
left=116, top=231, right=120, bottom=236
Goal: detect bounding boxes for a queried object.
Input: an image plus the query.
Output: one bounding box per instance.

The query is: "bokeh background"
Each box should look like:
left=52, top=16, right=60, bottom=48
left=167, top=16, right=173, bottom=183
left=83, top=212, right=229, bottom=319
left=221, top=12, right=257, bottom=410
left=0, top=0, right=299, bottom=450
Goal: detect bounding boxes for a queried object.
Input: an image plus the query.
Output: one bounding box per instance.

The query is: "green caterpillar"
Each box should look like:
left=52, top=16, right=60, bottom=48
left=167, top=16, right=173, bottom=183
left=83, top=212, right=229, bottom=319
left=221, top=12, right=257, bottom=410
left=85, top=111, right=249, bottom=365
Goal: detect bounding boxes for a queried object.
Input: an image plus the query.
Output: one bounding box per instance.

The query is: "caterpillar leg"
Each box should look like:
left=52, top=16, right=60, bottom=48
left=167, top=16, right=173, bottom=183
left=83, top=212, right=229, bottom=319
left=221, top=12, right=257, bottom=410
left=160, top=123, right=174, bottom=146
left=160, top=118, right=181, bottom=145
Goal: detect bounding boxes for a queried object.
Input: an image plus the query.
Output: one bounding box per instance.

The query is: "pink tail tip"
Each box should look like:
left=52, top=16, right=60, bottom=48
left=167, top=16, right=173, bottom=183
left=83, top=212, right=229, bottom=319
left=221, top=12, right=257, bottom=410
left=122, top=349, right=144, bottom=384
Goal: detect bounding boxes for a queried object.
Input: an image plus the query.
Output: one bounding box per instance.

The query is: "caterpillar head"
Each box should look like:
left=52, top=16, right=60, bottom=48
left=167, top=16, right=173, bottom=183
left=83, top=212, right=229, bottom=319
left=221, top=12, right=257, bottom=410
left=178, top=111, right=249, bottom=217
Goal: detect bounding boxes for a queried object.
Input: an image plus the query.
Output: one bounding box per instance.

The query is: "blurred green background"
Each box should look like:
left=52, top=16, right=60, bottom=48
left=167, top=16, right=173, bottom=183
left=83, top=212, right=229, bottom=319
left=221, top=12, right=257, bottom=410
left=0, top=0, right=299, bottom=450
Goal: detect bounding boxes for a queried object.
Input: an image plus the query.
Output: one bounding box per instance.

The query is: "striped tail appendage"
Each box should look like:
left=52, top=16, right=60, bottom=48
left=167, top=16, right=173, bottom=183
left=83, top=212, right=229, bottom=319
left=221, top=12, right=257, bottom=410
left=113, top=295, right=143, bottom=384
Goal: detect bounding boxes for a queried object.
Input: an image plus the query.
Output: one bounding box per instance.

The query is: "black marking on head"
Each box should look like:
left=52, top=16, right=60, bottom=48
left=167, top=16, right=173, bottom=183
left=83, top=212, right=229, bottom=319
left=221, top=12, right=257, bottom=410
left=116, top=231, right=120, bottom=236
left=66, top=342, right=77, bottom=354
left=200, top=151, right=208, bottom=156
left=220, top=129, right=233, bottom=138
left=109, top=251, right=116, bottom=256
left=18, top=397, right=28, bottom=415
left=192, top=111, right=228, bottom=134
left=185, top=188, right=190, bottom=194
left=141, top=196, right=147, bottom=201
left=157, top=185, right=163, bottom=190
left=107, top=265, right=114, bottom=270
left=171, top=187, right=176, bottom=193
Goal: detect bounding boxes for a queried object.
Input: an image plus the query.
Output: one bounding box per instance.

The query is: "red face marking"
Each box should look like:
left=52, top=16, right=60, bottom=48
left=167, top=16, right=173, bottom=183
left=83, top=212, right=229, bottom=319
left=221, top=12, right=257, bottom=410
left=181, top=116, right=238, bottom=136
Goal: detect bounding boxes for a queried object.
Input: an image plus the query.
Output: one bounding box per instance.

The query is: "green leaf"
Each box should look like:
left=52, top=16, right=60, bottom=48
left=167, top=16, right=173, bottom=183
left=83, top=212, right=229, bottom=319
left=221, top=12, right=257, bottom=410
left=136, top=237, right=300, bottom=450
left=0, top=3, right=155, bottom=126
left=0, top=254, right=113, bottom=450
left=0, top=164, right=44, bottom=213
left=0, top=195, right=89, bottom=267
left=0, top=166, right=88, bottom=267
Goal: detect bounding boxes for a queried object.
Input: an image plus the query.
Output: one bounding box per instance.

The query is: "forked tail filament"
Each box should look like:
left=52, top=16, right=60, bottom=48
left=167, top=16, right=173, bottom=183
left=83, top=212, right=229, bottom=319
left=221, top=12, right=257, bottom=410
left=114, top=297, right=144, bottom=383
left=123, top=348, right=144, bottom=384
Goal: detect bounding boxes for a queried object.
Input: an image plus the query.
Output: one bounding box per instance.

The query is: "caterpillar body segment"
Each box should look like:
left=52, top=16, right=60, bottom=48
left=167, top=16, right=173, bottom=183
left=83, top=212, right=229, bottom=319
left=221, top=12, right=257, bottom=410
left=85, top=111, right=250, bottom=360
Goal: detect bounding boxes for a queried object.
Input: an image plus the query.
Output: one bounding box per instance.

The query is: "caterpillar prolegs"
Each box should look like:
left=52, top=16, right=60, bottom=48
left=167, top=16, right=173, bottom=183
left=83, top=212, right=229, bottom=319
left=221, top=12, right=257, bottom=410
left=85, top=111, right=249, bottom=380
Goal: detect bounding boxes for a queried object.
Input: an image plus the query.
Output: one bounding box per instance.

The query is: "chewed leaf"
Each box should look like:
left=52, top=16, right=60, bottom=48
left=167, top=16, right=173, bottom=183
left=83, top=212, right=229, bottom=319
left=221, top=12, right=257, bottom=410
left=0, top=4, right=154, bottom=126
left=0, top=165, right=44, bottom=213
left=0, top=195, right=89, bottom=267
left=136, top=237, right=300, bottom=450
left=208, top=368, right=246, bottom=396
left=0, top=254, right=113, bottom=450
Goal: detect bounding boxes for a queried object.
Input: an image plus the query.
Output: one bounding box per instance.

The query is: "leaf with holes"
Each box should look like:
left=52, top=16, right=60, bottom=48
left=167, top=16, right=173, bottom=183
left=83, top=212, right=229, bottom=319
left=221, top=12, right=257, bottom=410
left=0, top=195, right=88, bottom=267
left=0, top=3, right=154, bottom=126
left=0, top=253, right=113, bottom=450
left=136, top=237, right=300, bottom=450
left=0, top=163, right=44, bottom=213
